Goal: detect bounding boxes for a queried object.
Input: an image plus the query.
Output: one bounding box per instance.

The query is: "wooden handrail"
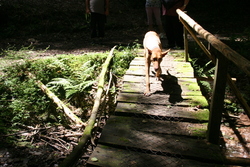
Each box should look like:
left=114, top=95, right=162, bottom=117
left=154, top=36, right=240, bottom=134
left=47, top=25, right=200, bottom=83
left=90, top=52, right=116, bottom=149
left=177, top=9, right=250, bottom=76
left=179, top=16, right=250, bottom=119
left=177, top=9, right=250, bottom=144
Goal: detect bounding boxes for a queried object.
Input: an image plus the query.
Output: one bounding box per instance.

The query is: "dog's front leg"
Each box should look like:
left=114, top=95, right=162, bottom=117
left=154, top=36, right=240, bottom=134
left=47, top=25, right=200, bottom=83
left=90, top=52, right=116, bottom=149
left=144, top=57, right=151, bottom=96
left=156, top=67, right=162, bottom=81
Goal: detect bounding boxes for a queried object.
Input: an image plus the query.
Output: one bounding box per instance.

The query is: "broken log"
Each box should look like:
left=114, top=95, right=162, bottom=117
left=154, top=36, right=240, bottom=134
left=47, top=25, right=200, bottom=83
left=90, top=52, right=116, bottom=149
left=28, top=72, right=86, bottom=126
left=59, top=46, right=117, bottom=167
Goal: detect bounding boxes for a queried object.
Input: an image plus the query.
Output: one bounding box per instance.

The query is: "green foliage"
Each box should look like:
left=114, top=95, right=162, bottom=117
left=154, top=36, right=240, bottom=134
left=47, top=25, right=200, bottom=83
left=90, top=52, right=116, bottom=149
left=191, top=58, right=215, bottom=78
left=0, top=44, right=34, bottom=59
left=112, top=41, right=141, bottom=76
left=46, top=60, right=98, bottom=107
left=0, top=45, right=137, bottom=142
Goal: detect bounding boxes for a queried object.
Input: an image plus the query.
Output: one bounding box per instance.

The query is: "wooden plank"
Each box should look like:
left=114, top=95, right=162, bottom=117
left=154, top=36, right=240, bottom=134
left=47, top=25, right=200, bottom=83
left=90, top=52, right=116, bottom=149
left=117, top=92, right=208, bottom=107
left=97, top=117, right=223, bottom=163
left=99, top=116, right=207, bottom=137
left=130, top=60, right=174, bottom=67
left=87, top=144, right=220, bottom=167
left=121, top=78, right=203, bottom=96
left=125, top=65, right=194, bottom=78
left=129, top=57, right=193, bottom=69
left=115, top=102, right=209, bottom=121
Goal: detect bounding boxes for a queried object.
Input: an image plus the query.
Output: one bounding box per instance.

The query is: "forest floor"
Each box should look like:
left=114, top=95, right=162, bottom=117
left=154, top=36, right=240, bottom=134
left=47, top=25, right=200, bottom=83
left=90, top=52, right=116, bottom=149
left=0, top=0, right=250, bottom=166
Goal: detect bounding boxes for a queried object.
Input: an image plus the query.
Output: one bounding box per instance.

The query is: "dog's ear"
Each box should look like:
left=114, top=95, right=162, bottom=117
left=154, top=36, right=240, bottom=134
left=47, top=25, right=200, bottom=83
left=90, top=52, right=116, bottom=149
left=147, top=48, right=152, bottom=55
left=161, top=49, right=171, bottom=57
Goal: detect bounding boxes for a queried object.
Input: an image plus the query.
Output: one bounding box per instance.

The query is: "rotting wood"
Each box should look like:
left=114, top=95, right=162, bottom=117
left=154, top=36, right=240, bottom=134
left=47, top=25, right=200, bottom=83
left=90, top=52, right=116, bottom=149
left=88, top=144, right=221, bottom=167
left=88, top=144, right=250, bottom=167
left=97, top=118, right=223, bottom=163
left=27, top=72, right=86, bottom=126
left=98, top=116, right=207, bottom=137
left=59, top=46, right=116, bottom=167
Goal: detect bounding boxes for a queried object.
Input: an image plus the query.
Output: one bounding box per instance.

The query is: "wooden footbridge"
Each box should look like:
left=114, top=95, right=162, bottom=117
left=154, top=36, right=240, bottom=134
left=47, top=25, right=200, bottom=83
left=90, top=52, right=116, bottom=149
left=87, top=49, right=225, bottom=167
left=85, top=8, right=250, bottom=165
left=65, top=9, right=250, bottom=166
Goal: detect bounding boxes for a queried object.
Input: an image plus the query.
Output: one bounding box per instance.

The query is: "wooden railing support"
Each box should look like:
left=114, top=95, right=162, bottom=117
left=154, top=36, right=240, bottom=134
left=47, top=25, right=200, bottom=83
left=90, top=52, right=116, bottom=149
left=207, top=54, right=228, bottom=144
left=184, top=23, right=189, bottom=62
left=182, top=12, right=189, bottom=62
left=177, top=9, right=250, bottom=144
left=179, top=17, right=215, bottom=62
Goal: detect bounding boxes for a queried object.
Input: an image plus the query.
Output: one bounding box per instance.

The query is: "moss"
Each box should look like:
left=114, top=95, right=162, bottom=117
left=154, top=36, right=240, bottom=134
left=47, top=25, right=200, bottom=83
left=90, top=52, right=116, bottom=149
left=128, top=67, right=139, bottom=71
left=185, top=91, right=202, bottom=96
left=122, top=83, right=139, bottom=92
left=188, top=124, right=207, bottom=138
left=190, top=96, right=209, bottom=108
left=191, top=109, right=209, bottom=121
left=187, top=83, right=200, bottom=91
left=119, top=137, right=130, bottom=143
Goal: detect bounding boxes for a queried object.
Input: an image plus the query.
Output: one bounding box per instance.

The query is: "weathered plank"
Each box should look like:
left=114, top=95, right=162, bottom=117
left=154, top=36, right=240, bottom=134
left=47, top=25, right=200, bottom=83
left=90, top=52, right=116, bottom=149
left=87, top=144, right=221, bottom=167
left=130, top=57, right=191, bottom=67
left=115, top=102, right=209, bottom=121
left=117, top=92, right=208, bottom=107
left=96, top=116, right=223, bottom=163
left=125, top=66, right=194, bottom=78
left=121, top=78, right=203, bottom=96
left=128, top=56, right=194, bottom=76
left=98, top=116, right=207, bottom=137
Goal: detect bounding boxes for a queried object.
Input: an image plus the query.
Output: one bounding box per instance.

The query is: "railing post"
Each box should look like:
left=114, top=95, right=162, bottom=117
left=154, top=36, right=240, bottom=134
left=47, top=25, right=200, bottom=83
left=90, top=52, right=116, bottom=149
left=182, top=12, right=189, bottom=62
left=207, top=53, right=228, bottom=144
left=184, top=24, right=188, bottom=62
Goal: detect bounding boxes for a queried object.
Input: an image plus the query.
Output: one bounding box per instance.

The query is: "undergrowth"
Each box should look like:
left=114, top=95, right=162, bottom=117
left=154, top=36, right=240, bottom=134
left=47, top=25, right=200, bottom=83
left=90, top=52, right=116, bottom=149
left=0, top=44, right=139, bottom=146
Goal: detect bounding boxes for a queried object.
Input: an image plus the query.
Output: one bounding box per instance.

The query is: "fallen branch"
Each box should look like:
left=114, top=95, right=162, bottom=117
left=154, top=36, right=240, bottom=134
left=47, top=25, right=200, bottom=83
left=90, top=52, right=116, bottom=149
left=59, top=46, right=117, bottom=167
left=28, top=72, right=86, bottom=126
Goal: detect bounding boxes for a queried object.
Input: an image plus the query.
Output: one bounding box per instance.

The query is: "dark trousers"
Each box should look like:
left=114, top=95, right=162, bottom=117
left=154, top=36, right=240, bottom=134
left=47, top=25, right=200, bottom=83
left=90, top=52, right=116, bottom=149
left=164, top=15, right=184, bottom=48
left=90, top=12, right=106, bottom=38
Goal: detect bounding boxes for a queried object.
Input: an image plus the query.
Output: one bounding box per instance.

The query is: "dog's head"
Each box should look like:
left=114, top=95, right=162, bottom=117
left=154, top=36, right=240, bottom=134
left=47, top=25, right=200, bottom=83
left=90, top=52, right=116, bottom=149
left=148, top=49, right=170, bottom=76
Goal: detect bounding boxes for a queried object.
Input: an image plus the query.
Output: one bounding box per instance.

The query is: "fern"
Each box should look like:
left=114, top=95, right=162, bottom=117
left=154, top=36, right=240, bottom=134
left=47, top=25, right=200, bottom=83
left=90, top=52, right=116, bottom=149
left=47, top=60, right=97, bottom=102
left=65, top=80, right=95, bottom=99
left=65, top=89, right=78, bottom=100
left=47, top=78, right=73, bottom=87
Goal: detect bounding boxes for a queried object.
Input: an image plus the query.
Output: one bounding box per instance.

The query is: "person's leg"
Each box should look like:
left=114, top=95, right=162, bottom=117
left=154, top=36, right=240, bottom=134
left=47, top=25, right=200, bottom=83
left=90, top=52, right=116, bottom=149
left=145, top=7, right=153, bottom=30
left=97, top=13, right=106, bottom=37
left=174, top=17, right=184, bottom=48
left=153, top=7, right=164, bottom=34
left=164, top=16, right=175, bottom=48
left=90, top=13, right=98, bottom=38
